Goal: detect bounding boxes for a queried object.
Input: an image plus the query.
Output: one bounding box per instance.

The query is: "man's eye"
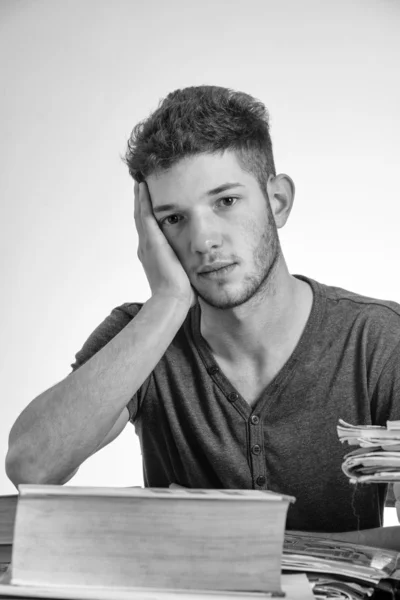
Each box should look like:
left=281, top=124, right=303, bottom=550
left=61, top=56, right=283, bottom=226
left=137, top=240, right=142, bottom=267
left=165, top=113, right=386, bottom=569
left=160, top=197, right=237, bottom=227
left=219, top=197, right=238, bottom=207
left=160, top=215, right=181, bottom=227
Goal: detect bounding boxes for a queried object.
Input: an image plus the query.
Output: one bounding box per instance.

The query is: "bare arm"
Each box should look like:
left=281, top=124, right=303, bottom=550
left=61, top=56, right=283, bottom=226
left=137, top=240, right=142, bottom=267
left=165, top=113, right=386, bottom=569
left=6, top=181, right=196, bottom=488
left=53, top=408, right=130, bottom=485
left=5, top=294, right=191, bottom=487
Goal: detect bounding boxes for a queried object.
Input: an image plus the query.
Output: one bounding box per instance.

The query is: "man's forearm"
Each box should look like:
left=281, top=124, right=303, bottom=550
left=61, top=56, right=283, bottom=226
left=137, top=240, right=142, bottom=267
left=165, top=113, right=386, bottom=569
left=6, top=294, right=190, bottom=486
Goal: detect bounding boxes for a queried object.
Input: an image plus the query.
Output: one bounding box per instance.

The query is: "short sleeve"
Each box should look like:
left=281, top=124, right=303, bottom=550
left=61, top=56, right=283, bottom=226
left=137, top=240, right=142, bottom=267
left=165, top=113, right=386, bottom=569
left=371, top=340, right=400, bottom=424
left=70, top=302, right=144, bottom=421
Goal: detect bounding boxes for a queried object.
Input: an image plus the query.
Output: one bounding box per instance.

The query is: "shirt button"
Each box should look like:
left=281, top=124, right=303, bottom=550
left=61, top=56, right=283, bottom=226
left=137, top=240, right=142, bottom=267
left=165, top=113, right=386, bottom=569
left=227, top=392, right=239, bottom=402
left=208, top=365, right=220, bottom=375
left=256, top=475, right=266, bottom=486
left=251, top=444, right=261, bottom=455
left=250, top=415, right=260, bottom=425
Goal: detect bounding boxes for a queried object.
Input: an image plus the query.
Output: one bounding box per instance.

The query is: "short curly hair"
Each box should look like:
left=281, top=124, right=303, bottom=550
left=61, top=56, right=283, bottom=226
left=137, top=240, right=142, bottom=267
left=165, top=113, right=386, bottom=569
left=124, top=85, right=276, bottom=199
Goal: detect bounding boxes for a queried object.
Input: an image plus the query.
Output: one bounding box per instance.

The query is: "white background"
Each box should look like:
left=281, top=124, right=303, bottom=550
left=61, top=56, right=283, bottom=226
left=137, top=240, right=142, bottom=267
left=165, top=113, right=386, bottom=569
left=0, top=0, right=399, bottom=522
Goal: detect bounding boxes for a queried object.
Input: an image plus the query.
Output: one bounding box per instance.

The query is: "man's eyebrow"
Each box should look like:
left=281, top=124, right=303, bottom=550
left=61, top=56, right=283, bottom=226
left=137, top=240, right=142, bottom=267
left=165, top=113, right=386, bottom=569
left=205, top=182, right=245, bottom=197
left=152, top=182, right=245, bottom=215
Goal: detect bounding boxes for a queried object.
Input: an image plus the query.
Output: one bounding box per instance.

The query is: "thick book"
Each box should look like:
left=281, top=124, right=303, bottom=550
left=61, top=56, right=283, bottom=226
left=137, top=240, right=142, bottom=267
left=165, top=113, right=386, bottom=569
left=0, top=495, right=17, bottom=577
left=0, top=496, right=17, bottom=546
left=0, top=575, right=314, bottom=600
left=8, top=485, right=295, bottom=596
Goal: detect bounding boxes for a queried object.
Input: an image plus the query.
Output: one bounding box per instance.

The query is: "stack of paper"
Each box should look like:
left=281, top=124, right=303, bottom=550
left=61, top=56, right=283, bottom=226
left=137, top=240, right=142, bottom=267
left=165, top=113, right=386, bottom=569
left=283, top=532, right=400, bottom=584
left=337, top=419, right=400, bottom=483
left=306, top=574, right=375, bottom=599
left=283, top=532, right=400, bottom=599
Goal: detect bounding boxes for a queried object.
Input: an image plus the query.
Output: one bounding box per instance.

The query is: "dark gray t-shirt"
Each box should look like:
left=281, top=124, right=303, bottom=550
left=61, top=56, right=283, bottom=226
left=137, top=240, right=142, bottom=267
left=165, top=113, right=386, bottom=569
left=71, top=275, right=400, bottom=532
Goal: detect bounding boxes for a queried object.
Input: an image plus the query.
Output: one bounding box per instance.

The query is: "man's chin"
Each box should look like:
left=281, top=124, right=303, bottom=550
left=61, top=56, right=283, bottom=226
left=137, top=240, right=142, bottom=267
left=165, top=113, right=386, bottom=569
left=196, top=289, right=255, bottom=311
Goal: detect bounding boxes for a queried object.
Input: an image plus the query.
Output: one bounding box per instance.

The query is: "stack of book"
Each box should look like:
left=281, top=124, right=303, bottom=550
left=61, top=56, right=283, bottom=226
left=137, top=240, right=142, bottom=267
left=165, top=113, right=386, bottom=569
left=337, top=419, right=400, bottom=483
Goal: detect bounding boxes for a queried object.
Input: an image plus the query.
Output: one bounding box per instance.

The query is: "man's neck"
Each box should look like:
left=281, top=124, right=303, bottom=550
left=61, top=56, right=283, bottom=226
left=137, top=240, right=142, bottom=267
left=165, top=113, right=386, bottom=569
left=199, top=266, right=313, bottom=367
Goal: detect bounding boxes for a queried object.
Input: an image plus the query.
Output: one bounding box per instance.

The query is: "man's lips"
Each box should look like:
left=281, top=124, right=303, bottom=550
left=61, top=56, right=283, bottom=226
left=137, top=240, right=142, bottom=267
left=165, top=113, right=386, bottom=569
left=198, top=263, right=236, bottom=277
left=198, top=262, right=235, bottom=274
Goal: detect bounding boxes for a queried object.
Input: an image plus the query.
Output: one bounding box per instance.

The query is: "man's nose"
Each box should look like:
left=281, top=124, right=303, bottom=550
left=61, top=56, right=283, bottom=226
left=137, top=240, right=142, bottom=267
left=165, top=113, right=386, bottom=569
left=188, top=216, right=223, bottom=254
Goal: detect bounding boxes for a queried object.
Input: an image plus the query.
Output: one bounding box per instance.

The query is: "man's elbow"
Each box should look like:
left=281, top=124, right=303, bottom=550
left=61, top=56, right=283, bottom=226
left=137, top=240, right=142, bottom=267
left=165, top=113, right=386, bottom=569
left=5, top=443, right=47, bottom=487
left=6, top=447, right=39, bottom=488
left=5, top=446, right=77, bottom=488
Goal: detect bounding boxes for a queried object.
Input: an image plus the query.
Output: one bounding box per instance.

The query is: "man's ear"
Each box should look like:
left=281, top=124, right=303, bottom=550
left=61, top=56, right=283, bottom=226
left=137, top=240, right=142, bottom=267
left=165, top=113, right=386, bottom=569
left=267, top=174, right=295, bottom=229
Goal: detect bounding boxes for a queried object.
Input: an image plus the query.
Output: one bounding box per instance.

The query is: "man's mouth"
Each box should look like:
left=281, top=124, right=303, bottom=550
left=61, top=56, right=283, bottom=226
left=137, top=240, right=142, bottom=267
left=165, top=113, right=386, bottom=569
left=198, top=264, right=236, bottom=278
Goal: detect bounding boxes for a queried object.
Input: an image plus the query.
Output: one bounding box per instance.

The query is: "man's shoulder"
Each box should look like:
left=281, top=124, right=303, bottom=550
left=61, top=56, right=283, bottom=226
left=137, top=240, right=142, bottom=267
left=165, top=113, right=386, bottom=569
left=110, top=301, right=144, bottom=319
left=323, top=282, right=400, bottom=315
left=324, top=282, right=400, bottom=332
left=298, top=275, right=400, bottom=364
left=296, top=274, right=400, bottom=362
left=299, top=274, right=400, bottom=322
left=70, top=302, right=144, bottom=371
left=71, top=300, right=193, bottom=372
left=89, top=302, right=145, bottom=334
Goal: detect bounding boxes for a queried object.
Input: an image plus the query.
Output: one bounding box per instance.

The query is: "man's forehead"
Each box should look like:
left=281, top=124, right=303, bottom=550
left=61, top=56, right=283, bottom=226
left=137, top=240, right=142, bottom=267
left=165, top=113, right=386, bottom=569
left=152, top=150, right=245, bottom=181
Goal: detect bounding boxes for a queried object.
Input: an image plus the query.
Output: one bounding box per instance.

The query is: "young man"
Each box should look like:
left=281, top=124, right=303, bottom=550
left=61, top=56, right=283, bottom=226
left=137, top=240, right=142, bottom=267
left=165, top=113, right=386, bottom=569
left=6, top=86, right=400, bottom=545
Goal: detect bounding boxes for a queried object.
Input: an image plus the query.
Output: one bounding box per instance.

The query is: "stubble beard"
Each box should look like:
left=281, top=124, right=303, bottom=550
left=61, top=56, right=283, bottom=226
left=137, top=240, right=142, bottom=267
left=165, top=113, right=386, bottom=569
left=195, top=211, right=281, bottom=310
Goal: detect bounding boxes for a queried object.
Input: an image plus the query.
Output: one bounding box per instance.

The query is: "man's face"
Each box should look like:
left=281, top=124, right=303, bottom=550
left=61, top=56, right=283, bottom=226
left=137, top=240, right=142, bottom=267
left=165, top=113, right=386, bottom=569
left=146, top=150, right=281, bottom=309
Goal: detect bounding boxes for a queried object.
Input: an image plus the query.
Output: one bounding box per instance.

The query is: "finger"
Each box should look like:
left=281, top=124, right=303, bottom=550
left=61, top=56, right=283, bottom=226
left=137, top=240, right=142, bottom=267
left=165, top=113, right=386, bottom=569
left=138, top=180, right=154, bottom=218
left=134, top=182, right=152, bottom=229
left=139, top=182, right=163, bottom=239
left=134, top=182, right=145, bottom=260
left=133, top=181, right=140, bottom=222
left=135, top=182, right=154, bottom=237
